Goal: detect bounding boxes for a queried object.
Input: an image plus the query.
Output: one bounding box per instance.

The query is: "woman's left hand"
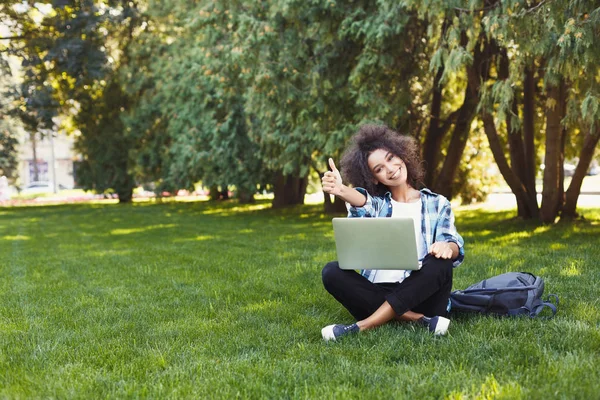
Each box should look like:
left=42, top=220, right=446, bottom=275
left=429, top=241, right=458, bottom=260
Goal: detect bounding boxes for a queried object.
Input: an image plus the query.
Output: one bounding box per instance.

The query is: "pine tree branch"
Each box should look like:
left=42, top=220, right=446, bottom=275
left=454, top=2, right=500, bottom=13
left=522, top=0, right=548, bottom=15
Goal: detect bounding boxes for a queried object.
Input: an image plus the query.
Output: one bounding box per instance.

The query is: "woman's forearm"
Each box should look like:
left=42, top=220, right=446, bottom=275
left=448, top=241, right=459, bottom=260
left=337, top=185, right=367, bottom=207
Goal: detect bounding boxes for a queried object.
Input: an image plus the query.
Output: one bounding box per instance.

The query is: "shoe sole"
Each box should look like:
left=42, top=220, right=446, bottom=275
left=433, top=317, right=450, bottom=335
left=321, top=325, right=337, bottom=341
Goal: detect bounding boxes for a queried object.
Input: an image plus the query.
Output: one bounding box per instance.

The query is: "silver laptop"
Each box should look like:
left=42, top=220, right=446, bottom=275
left=332, top=217, right=421, bottom=270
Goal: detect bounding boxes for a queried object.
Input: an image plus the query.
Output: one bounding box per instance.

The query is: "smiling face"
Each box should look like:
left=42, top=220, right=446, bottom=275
left=367, top=149, right=408, bottom=187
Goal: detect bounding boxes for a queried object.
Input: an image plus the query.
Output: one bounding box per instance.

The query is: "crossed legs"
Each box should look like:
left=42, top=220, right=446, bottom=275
left=322, top=254, right=453, bottom=332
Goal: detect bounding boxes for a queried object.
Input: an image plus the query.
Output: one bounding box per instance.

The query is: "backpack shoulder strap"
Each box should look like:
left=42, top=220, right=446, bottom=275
left=545, top=294, right=559, bottom=306
left=531, top=294, right=559, bottom=318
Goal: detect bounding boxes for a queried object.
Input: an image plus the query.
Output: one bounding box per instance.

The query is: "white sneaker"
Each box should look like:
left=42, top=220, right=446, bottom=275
left=421, top=316, right=450, bottom=335
left=321, top=323, right=359, bottom=341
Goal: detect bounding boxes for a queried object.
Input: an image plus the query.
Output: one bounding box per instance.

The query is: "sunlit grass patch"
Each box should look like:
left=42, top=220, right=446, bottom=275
left=447, top=375, right=524, bottom=400
left=2, top=235, right=31, bottom=241
left=560, top=260, right=582, bottom=276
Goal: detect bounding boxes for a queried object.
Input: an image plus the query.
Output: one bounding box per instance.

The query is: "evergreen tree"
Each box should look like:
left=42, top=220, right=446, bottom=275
left=121, top=0, right=267, bottom=202
left=0, top=57, right=20, bottom=181
left=407, top=0, right=600, bottom=221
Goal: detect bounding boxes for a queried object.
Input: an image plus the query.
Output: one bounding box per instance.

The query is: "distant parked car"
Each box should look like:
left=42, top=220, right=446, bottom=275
left=538, top=163, right=583, bottom=177
left=541, top=161, right=599, bottom=177
left=20, top=181, right=55, bottom=195
left=563, top=163, right=576, bottom=177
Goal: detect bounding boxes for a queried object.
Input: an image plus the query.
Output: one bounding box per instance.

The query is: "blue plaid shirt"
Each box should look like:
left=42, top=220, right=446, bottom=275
left=347, top=188, right=465, bottom=281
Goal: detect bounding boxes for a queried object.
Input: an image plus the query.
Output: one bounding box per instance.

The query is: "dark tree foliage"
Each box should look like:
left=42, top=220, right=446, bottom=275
left=119, top=1, right=269, bottom=202
left=0, top=57, right=19, bottom=180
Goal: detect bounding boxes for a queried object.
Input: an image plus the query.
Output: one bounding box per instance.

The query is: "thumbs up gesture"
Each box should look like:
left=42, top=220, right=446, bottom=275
left=322, top=158, right=344, bottom=196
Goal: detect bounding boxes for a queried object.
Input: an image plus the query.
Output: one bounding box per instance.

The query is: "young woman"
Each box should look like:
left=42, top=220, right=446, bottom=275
left=321, top=124, right=464, bottom=341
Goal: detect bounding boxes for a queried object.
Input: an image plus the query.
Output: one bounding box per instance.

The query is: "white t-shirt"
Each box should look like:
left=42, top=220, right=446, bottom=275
left=370, top=198, right=423, bottom=283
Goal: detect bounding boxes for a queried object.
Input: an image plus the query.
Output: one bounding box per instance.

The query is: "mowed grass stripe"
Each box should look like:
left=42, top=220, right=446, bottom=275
left=1, top=202, right=599, bottom=398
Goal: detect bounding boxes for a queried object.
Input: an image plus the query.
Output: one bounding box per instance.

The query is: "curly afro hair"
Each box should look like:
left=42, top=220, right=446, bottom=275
left=340, top=124, right=424, bottom=196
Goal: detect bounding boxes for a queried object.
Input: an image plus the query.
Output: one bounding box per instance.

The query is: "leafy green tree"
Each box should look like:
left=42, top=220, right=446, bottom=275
left=0, top=57, right=20, bottom=181
left=478, top=0, right=600, bottom=222
left=0, top=127, right=17, bottom=180
left=121, top=0, right=267, bottom=202
left=1, top=3, right=60, bottom=183
left=60, top=1, right=142, bottom=203
left=1, top=0, right=142, bottom=202
left=74, top=80, right=136, bottom=201
left=231, top=0, right=357, bottom=207
left=122, top=0, right=373, bottom=208
left=405, top=0, right=599, bottom=222
left=235, top=1, right=436, bottom=207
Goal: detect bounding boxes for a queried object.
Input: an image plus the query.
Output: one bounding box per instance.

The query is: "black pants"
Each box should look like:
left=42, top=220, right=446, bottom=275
left=322, top=254, right=453, bottom=320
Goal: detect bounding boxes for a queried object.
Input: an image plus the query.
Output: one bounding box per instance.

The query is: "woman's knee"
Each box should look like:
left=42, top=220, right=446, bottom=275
left=322, top=261, right=341, bottom=287
left=420, top=255, right=453, bottom=281
left=423, top=254, right=453, bottom=270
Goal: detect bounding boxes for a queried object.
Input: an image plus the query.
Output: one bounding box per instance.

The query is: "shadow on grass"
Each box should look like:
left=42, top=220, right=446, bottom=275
left=3, top=200, right=598, bottom=266
left=3, top=200, right=598, bottom=296
left=0, top=200, right=338, bottom=274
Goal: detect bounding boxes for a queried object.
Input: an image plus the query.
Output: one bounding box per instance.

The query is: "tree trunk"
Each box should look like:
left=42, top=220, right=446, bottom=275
left=272, top=172, right=307, bottom=208
left=209, top=185, right=220, bottom=201
left=323, top=193, right=347, bottom=214
left=481, top=112, right=537, bottom=218
left=540, top=81, right=567, bottom=223
left=433, top=34, right=493, bottom=199
left=506, top=102, right=528, bottom=186
left=423, top=67, right=445, bottom=188
left=499, top=49, right=532, bottom=214
left=522, top=66, right=538, bottom=202
left=506, top=102, right=532, bottom=217
left=558, top=122, right=568, bottom=211
left=563, top=125, right=600, bottom=218
left=237, top=189, right=255, bottom=204
left=117, top=182, right=133, bottom=203
left=433, top=79, right=479, bottom=199
left=220, top=187, right=230, bottom=200
left=422, top=18, right=451, bottom=187
left=31, top=131, right=39, bottom=182
left=118, top=188, right=133, bottom=203
left=116, top=170, right=134, bottom=203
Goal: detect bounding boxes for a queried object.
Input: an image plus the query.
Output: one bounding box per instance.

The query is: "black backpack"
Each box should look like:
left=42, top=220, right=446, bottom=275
left=450, top=272, right=559, bottom=318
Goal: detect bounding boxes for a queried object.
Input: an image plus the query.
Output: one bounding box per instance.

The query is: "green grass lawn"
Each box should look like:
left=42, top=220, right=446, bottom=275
left=1, top=201, right=599, bottom=399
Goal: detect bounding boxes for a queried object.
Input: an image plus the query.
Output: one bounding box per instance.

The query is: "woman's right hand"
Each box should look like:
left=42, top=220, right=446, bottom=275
left=322, top=158, right=343, bottom=196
